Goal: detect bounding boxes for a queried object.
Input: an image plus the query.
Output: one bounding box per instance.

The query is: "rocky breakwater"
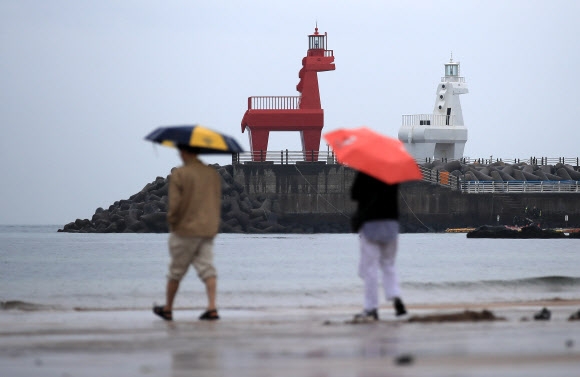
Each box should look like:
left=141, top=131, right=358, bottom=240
left=58, top=165, right=350, bottom=234
left=425, top=160, right=580, bottom=182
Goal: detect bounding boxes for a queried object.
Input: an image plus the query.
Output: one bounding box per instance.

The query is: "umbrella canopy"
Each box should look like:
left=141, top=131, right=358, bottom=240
left=323, top=127, right=422, bottom=184
left=145, top=125, right=244, bottom=154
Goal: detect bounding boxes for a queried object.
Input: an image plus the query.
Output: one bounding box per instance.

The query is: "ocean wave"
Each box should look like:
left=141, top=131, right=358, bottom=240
left=521, top=275, right=580, bottom=285
left=405, top=276, right=580, bottom=290
left=0, top=300, right=59, bottom=311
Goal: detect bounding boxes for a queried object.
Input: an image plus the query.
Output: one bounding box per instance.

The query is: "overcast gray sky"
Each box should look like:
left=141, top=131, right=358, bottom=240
left=1, top=0, right=579, bottom=225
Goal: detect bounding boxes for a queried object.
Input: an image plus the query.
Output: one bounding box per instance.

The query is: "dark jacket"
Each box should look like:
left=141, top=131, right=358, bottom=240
left=350, top=172, right=399, bottom=232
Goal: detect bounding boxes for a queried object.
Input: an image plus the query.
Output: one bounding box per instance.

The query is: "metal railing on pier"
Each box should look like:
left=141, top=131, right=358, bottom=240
left=461, top=181, right=580, bottom=194
left=419, top=166, right=461, bottom=190
left=231, top=151, right=580, bottom=194
left=418, top=165, right=580, bottom=194
left=419, top=156, right=580, bottom=167
left=232, top=150, right=336, bottom=165
left=233, top=151, right=579, bottom=169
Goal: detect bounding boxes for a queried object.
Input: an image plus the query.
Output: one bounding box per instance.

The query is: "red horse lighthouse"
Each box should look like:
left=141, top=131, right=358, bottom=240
left=241, top=26, right=335, bottom=161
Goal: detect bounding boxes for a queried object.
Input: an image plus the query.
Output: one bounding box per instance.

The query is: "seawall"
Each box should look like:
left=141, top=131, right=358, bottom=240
left=58, top=162, right=580, bottom=233
left=232, top=163, right=580, bottom=231
left=234, top=162, right=356, bottom=215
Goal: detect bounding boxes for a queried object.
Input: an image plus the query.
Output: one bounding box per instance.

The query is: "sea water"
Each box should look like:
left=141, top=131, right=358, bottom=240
left=0, top=225, right=579, bottom=312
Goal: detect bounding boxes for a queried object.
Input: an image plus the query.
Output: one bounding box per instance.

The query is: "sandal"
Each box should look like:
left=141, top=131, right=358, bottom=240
left=394, top=297, right=407, bottom=317
left=353, top=309, right=379, bottom=322
left=153, top=305, right=173, bottom=321
left=199, top=309, right=220, bottom=321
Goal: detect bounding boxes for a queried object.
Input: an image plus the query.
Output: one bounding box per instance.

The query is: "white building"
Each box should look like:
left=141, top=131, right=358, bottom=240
left=398, top=56, right=469, bottom=161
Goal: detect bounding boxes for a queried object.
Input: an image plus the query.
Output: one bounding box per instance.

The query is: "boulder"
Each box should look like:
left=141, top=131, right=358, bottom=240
left=556, top=168, right=573, bottom=180
left=522, top=171, right=541, bottom=181
left=141, top=212, right=168, bottom=233
left=545, top=172, right=566, bottom=181
left=490, top=171, right=503, bottom=182
left=443, top=160, right=462, bottom=173
left=563, top=165, right=580, bottom=180
left=534, top=170, right=550, bottom=181
left=496, top=169, right=516, bottom=181
left=463, top=171, right=478, bottom=181
left=470, top=169, right=493, bottom=181
left=522, top=165, right=536, bottom=174
left=501, top=165, right=515, bottom=178
left=513, top=170, right=526, bottom=181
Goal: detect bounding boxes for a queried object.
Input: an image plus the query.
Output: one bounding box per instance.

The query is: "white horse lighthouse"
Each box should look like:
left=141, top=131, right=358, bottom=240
left=398, top=55, right=469, bottom=161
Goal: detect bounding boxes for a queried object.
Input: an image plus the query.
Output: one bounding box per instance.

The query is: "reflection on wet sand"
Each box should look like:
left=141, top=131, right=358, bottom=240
left=1, top=305, right=579, bottom=377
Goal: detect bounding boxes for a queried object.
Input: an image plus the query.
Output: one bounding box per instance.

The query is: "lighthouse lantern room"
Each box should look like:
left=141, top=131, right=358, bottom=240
left=309, top=32, right=326, bottom=50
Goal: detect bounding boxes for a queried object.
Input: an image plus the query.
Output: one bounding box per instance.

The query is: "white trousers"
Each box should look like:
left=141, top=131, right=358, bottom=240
left=358, top=232, right=401, bottom=311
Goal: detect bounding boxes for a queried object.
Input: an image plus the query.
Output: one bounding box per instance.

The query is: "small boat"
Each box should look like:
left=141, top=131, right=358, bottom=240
left=466, top=224, right=580, bottom=239
left=445, top=228, right=476, bottom=233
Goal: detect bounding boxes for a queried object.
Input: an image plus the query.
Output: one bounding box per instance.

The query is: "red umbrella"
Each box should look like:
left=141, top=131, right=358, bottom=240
left=324, top=127, right=422, bottom=184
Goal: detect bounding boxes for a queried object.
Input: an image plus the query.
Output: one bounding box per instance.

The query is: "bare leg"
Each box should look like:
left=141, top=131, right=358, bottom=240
left=204, top=276, right=217, bottom=310
left=165, top=279, right=180, bottom=311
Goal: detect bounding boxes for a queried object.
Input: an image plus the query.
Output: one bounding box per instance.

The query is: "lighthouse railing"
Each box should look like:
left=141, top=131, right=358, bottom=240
left=402, top=114, right=456, bottom=127
left=441, top=76, right=465, bottom=83
left=247, top=96, right=300, bottom=110
left=233, top=150, right=336, bottom=164
left=307, top=49, right=334, bottom=57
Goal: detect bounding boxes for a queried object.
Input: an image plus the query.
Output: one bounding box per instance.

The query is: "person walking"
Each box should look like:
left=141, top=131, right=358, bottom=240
left=350, top=171, right=407, bottom=322
left=153, top=145, right=222, bottom=321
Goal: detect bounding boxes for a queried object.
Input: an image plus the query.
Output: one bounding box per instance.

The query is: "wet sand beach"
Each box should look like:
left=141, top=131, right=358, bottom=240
left=1, top=301, right=580, bottom=377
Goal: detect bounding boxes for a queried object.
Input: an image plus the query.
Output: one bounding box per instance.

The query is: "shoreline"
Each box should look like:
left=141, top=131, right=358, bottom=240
left=409, top=298, right=580, bottom=310
left=3, top=297, right=580, bottom=314
left=2, top=301, right=579, bottom=376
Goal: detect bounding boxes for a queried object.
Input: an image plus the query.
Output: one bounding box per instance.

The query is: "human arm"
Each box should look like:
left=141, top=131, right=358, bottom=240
left=167, top=171, right=182, bottom=230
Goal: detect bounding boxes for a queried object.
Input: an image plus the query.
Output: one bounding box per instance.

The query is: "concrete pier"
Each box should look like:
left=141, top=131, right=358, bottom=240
left=232, top=163, right=580, bottom=232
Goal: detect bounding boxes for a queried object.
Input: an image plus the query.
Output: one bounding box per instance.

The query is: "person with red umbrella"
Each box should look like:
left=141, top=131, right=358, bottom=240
left=350, top=172, right=407, bottom=321
left=324, top=127, right=422, bottom=321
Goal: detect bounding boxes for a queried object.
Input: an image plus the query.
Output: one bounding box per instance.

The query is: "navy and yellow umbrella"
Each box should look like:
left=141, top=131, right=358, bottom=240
left=145, top=125, right=244, bottom=154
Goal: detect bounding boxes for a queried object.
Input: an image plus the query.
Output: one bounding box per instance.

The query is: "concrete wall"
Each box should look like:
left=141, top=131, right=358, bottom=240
left=233, top=162, right=357, bottom=216
left=399, top=181, right=580, bottom=231
left=232, top=163, right=580, bottom=232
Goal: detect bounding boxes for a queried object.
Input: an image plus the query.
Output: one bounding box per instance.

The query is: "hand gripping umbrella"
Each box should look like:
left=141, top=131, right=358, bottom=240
left=323, top=127, right=422, bottom=184
left=145, top=124, right=244, bottom=154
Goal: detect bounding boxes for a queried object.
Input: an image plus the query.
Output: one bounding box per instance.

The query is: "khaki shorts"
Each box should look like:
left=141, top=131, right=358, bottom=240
left=167, top=233, right=217, bottom=281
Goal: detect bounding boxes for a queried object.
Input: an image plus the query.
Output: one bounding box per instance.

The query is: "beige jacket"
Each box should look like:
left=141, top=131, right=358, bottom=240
left=167, top=157, right=221, bottom=237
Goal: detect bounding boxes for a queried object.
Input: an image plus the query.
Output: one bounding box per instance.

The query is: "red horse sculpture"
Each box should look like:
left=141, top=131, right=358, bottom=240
left=241, top=27, right=335, bottom=161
